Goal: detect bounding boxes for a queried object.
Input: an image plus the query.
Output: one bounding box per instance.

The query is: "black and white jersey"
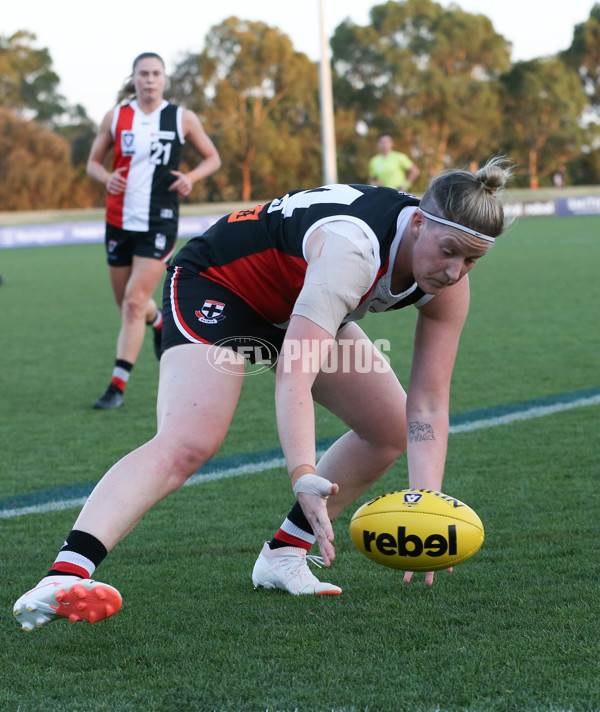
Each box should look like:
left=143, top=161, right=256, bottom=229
left=173, top=184, right=433, bottom=326
left=107, top=100, right=184, bottom=234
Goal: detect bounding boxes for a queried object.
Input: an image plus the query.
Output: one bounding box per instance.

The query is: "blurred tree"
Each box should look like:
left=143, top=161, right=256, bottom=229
left=561, top=4, right=600, bottom=107
left=500, top=58, right=586, bottom=188
left=0, top=30, right=102, bottom=209
left=56, top=115, right=107, bottom=208
left=560, top=4, right=600, bottom=184
left=1, top=8, right=597, bottom=211
left=0, top=31, right=67, bottom=124
left=330, top=0, right=512, bottom=183
left=569, top=147, right=600, bottom=184
left=0, top=108, right=73, bottom=210
left=169, top=17, right=322, bottom=201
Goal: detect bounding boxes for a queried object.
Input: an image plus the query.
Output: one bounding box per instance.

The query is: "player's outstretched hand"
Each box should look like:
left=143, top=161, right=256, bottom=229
left=297, top=485, right=339, bottom=567
left=403, top=567, right=453, bottom=586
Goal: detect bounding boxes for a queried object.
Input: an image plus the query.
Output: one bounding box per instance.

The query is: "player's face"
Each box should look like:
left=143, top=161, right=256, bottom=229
left=411, top=218, right=491, bottom=295
left=133, top=58, right=166, bottom=103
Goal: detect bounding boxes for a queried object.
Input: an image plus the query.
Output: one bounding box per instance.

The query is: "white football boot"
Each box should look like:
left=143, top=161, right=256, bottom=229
left=252, top=542, right=341, bottom=595
left=13, top=576, right=122, bottom=631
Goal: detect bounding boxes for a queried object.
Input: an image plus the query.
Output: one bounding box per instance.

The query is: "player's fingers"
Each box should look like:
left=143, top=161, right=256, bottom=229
left=317, top=513, right=335, bottom=543
left=313, top=516, right=335, bottom=565
left=312, top=515, right=333, bottom=549
left=296, top=490, right=337, bottom=564
left=170, top=171, right=191, bottom=190
left=403, top=571, right=413, bottom=583
left=425, top=571, right=435, bottom=586
left=171, top=180, right=191, bottom=196
left=311, top=509, right=333, bottom=542
left=315, top=534, right=335, bottom=566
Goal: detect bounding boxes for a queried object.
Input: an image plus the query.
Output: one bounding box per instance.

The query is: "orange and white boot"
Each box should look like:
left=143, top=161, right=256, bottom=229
left=13, top=575, right=122, bottom=631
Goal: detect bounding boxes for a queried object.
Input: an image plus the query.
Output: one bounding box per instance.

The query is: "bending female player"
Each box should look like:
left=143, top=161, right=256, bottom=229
left=13, top=157, right=512, bottom=629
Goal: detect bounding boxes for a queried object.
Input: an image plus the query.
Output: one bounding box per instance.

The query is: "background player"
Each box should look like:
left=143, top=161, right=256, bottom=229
left=87, top=52, right=221, bottom=409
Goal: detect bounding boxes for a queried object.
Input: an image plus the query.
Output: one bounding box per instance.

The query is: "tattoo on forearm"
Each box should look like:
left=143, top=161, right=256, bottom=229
left=408, top=421, right=435, bottom=443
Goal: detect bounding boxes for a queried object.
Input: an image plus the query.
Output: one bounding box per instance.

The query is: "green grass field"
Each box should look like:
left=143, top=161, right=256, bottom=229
left=1, top=216, right=599, bottom=712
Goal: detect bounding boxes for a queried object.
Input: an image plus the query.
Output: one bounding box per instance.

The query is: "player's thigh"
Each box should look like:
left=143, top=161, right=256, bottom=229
left=126, top=255, right=167, bottom=301
left=108, top=265, right=132, bottom=307
left=312, top=322, right=407, bottom=445
left=156, top=342, right=245, bottom=457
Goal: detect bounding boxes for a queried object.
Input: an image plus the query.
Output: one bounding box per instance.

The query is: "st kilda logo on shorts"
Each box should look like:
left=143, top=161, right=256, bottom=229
left=196, top=300, right=226, bottom=324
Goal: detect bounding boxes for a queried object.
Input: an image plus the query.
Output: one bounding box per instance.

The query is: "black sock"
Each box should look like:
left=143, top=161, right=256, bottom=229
left=269, top=501, right=315, bottom=550
left=47, top=529, right=108, bottom=579
left=148, top=308, right=163, bottom=329
left=110, top=359, right=133, bottom=393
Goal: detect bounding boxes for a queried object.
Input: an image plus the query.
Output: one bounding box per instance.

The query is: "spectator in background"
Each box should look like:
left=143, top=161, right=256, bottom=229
left=87, top=52, right=221, bottom=409
left=369, top=133, right=420, bottom=191
left=553, top=165, right=566, bottom=188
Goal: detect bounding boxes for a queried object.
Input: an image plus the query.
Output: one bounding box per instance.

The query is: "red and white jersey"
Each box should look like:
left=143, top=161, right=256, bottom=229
left=106, top=100, right=185, bottom=233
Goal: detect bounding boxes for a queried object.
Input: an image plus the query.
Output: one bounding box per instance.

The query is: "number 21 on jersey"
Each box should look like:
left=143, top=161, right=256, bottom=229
left=150, top=140, right=172, bottom=166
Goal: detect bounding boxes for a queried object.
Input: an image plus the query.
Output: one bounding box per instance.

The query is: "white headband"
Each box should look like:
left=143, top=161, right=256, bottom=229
left=419, top=209, right=495, bottom=243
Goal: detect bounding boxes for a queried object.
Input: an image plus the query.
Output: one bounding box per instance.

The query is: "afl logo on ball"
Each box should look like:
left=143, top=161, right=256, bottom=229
left=403, top=492, right=423, bottom=504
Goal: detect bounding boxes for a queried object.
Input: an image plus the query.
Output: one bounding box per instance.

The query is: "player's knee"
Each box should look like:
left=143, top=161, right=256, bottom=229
left=351, top=397, right=406, bottom=450
left=380, top=438, right=406, bottom=465
left=359, top=421, right=406, bottom=464
left=389, top=423, right=408, bottom=459
left=168, top=440, right=220, bottom=483
left=122, top=293, right=148, bottom=322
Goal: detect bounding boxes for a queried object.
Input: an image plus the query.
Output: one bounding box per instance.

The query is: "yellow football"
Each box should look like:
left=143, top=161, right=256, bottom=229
left=349, top=489, right=484, bottom=571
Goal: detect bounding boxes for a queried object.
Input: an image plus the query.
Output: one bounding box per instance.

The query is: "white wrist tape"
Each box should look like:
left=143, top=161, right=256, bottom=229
left=292, top=473, right=333, bottom=498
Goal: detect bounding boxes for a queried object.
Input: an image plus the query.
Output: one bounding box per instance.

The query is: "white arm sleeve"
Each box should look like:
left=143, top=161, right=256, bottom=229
left=292, top=222, right=377, bottom=337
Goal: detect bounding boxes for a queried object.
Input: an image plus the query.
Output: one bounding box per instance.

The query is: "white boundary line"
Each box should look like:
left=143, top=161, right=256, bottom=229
left=1, top=392, right=599, bottom=519
left=448, top=393, right=600, bottom=433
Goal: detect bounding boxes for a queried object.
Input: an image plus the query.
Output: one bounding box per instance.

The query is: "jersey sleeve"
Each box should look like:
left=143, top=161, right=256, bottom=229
left=292, top=223, right=376, bottom=337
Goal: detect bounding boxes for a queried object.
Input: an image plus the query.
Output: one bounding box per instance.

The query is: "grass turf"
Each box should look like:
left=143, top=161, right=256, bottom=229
left=0, top=215, right=599, bottom=711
